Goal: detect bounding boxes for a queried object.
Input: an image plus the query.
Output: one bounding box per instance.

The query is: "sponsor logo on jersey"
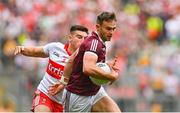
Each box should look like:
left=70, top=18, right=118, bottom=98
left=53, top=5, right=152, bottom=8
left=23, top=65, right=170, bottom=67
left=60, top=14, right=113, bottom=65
left=46, top=59, right=64, bottom=79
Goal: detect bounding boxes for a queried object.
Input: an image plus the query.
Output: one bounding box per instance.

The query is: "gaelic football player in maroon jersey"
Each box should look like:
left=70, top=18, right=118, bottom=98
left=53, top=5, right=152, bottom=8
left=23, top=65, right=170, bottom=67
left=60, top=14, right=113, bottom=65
left=49, top=12, right=121, bottom=112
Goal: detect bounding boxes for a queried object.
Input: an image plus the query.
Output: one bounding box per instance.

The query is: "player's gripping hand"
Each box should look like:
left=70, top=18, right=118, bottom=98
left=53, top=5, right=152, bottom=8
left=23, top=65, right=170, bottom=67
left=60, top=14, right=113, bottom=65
left=48, top=83, right=65, bottom=96
left=107, top=57, right=120, bottom=84
left=107, top=56, right=120, bottom=72
left=14, top=46, right=24, bottom=55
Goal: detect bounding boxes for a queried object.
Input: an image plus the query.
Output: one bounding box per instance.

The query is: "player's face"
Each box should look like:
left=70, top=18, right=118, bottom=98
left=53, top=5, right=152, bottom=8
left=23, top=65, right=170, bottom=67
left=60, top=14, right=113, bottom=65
left=69, top=30, right=87, bottom=49
left=97, top=20, right=116, bottom=41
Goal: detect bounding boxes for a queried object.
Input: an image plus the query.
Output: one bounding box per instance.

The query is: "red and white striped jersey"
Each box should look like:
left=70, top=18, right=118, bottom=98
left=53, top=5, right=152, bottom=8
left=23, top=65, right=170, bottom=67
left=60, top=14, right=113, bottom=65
left=37, top=42, right=71, bottom=104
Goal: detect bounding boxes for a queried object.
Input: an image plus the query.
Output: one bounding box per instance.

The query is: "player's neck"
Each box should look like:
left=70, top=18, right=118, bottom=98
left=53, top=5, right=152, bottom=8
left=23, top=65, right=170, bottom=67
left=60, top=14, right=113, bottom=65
left=96, top=31, right=105, bottom=43
left=67, top=44, right=76, bottom=54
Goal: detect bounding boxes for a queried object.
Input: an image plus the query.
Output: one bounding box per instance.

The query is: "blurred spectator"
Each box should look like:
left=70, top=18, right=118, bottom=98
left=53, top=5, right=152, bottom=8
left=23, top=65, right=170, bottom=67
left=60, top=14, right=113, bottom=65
left=163, top=68, right=179, bottom=111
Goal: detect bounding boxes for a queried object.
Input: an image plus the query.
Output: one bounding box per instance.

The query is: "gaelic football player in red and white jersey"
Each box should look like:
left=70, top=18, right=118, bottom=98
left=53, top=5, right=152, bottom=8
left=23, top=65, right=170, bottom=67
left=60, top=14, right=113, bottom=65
left=14, top=25, right=88, bottom=112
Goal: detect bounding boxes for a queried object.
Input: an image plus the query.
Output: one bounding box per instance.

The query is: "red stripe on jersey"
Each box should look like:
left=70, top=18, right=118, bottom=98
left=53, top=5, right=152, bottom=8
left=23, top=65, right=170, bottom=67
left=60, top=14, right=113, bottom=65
left=46, top=59, right=64, bottom=79
left=64, top=43, right=71, bottom=56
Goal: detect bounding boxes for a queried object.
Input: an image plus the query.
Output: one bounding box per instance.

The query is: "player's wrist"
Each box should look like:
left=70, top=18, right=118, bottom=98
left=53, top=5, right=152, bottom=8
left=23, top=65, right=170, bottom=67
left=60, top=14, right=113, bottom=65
left=59, top=76, right=69, bottom=85
left=20, top=46, right=25, bottom=53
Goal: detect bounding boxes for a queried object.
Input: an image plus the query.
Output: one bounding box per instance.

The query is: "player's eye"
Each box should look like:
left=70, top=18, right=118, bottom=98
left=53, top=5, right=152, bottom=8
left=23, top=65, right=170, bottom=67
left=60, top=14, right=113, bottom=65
left=106, top=27, right=111, bottom=30
left=76, top=35, right=83, bottom=39
left=106, top=27, right=116, bottom=31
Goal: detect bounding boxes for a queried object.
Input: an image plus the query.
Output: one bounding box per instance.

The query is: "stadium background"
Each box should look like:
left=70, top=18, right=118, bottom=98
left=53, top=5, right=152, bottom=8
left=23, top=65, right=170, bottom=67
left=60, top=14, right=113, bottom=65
left=0, top=0, right=180, bottom=112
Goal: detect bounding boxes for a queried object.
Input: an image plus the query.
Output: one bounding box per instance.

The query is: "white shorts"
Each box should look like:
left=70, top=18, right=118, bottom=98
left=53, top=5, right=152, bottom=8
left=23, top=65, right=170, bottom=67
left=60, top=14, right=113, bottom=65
left=62, top=86, right=108, bottom=112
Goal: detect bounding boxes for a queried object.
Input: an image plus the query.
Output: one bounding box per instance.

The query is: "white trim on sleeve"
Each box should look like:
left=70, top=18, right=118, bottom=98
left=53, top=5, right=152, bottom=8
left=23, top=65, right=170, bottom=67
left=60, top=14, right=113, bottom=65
left=84, top=51, right=98, bottom=57
left=90, top=39, right=98, bottom=52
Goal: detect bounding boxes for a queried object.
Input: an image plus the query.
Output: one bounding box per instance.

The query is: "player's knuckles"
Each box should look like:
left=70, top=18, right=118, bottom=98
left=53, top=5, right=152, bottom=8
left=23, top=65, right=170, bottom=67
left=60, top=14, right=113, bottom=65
left=14, top=47, right=17, bottom=52
left=19, top=47, right=23, bottom=52
left=18, top=48, right=21, bottom=53
left=112, top=66, right=119, bottom=70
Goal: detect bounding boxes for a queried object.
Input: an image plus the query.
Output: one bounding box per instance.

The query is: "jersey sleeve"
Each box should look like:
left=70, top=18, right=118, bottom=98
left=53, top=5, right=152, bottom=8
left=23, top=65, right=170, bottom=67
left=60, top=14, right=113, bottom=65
left=84, top=38, right=101, bottom=56
left=43, top=42, right=63, bottom=55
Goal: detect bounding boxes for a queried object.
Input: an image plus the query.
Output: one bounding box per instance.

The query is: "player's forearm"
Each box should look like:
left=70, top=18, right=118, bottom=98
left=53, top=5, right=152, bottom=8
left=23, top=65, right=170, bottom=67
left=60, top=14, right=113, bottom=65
left=83, top=65, right=116, bottom=81
left=58, top=61, right=72, bottom=86
left=63, top=59, right=73, bottom=79
left=21, top=46, right=48, bottom=57
left=63, top=51, right=77, bottom=79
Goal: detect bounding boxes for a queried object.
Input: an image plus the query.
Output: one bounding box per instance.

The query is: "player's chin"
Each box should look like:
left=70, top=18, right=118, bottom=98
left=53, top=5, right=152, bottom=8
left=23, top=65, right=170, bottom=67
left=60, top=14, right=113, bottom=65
left=107, top=37, right=112, bottom=41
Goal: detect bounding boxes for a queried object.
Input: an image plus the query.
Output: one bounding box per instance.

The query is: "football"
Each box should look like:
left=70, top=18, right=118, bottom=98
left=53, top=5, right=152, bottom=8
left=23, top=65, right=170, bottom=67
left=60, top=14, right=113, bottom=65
left=89, top=62, right=111, bottom=85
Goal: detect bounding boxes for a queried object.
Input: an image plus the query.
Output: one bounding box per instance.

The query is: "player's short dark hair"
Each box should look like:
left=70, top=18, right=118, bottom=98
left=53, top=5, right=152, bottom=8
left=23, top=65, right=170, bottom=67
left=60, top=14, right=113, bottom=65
left=70, top=25, right=88, bottom=34
left=97, top=12, right=117, bottom=25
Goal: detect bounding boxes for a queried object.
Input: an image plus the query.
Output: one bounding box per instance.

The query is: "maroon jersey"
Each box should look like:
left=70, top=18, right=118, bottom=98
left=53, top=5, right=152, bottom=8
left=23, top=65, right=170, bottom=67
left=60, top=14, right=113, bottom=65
left=66, top=32, right=106, bottom=96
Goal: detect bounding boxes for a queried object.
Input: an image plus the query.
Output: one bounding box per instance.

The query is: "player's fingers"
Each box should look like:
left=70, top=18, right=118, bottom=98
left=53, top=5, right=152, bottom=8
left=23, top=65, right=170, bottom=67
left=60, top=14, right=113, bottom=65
left=107, top=58, right=117, bottom=67
left=48, top=86, right=57, bottom=91
left=48, top=87, right=56, bottom=94
left=58, top=84, right=65, bottom=88
left=48, top=89, right=53, bottom=94
left=112, top=65, right=119, bottom=71
left=50, top=92, right=56, bottom=95
left=14, top=46, right=22, bottom=55
left=49, top=90, right=58, bottom=95
left=112, top=57, right=118, bottom=66
left=48, top=87, right=53, bottom=92
left=14, top=46, right=18, bottom=55
left=106, top=62, right=113, bottom=68
left=21, top=46, right=24, bottom=51
left=48, top=88, right=57, bottom=95
left=48, top=91, right=55, bottom=96
left=18, top=46, right=24, bottom=53
left=48, top=84, right=61, bottom=94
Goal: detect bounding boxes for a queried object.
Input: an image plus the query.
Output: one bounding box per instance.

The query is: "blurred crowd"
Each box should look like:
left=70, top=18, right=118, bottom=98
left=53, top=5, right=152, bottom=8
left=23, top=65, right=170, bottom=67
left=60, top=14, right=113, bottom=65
left=0, top=0, right=180, bottom=112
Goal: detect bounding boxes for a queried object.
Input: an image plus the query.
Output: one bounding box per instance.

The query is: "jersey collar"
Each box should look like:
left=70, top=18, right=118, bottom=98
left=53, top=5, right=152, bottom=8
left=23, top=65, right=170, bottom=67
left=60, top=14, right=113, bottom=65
left=92, top=31, right=105, bottom=45
left=64, top=43, right=72, bottom=56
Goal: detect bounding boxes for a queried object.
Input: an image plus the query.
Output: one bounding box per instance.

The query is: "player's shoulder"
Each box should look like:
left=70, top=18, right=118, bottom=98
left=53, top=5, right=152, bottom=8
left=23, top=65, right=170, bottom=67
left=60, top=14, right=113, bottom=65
left=44, top=42, right=65, bottom=52
left=80, top=36, right=104, bottom=53
left=47, top=42, right=64, bottom=48
left=49, top=42, right=64, bottom=46
left=83, top=35, right=100, bottom=45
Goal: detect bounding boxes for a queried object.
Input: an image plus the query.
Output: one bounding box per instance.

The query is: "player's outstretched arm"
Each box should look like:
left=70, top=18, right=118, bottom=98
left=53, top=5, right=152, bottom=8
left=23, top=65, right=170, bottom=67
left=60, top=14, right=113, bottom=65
left=14, top=46, right=48, bottom=58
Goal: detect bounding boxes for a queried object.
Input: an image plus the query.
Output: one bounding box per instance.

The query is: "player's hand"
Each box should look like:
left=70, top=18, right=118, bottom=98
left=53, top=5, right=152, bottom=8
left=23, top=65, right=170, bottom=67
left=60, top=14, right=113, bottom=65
left=106, top=59, right=116, bottom=68
left=108, top=57, right=120, bottom=84
left=111, top=69, right=119, bottom=80
left=108, top=57, right=120, bottom=72
left=109, top=69, right=119, bottom=85
left=48, top=83, right=65, bottom=96
left=14, top=46, right=24, bottom=55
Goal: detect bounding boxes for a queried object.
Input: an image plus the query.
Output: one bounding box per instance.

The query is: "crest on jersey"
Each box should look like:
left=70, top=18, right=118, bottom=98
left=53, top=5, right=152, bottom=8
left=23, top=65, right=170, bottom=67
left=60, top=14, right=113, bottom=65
left=53, top=51, right=59, bottom=57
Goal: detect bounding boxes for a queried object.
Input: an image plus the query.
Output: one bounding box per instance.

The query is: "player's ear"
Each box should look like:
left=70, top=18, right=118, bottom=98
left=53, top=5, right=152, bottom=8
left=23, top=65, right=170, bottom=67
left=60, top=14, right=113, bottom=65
left=96, top=24, right=100, bottom=29
left=96, top=24, right=100, bottom=32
